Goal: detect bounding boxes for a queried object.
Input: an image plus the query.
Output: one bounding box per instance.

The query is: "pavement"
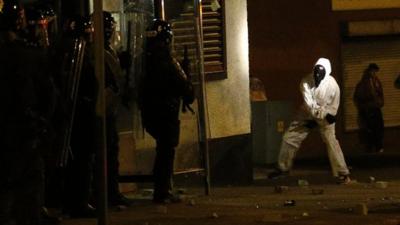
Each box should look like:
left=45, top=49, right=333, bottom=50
left=60, top=153, right=400, bottom=225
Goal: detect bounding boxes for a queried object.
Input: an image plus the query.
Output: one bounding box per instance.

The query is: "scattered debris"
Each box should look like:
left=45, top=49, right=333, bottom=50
left=302, top=212, right=309, bottom=217
left=354, top=203, right=368, bottom=215
left=311, top=189, right=324, bottom=195
left=369, top=176, right=376, bottom=183
left=188, top=199, right=196, bottom=206
left=298, top=179, right=309, bottom=187
left=274, top=186, right=289, bottom=193
left=211, top=212, right=219, bottom=218
left=177, top=188, right=187, bottom=194
left=284, top=200, right=296, bottom=207
left=375, top=181, right=388, bottom=189
left=381, top=197, right=394, bottom=201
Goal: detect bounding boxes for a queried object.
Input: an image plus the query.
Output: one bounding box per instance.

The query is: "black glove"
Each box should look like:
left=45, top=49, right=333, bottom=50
left=304, top=120, right=318, bottom=129
left=325, top=114, right=336, bottom=124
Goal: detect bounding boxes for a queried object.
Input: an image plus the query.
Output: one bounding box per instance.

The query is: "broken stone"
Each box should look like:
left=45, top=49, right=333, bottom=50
left=284, top=200, right=296, bottom=207
left=298, top=179, right=309, bottom=186
left=375, top=181, right=388, bottom=189
left=311, top=189, right=324, bottom=195
left=354, top=203, right=368, bottom=215
left=382, top=197, right=395, bottom=202
left=274, top=185, right=289, bottom=193
left=177, top=188, right=187, bottom=194
left=369, top=176, right=376, bottom=183
left=188, top=199, right=196, bottom=206
left=348, top=208, right=354, bottom=212
left=211, top=212, right=219, bottom=218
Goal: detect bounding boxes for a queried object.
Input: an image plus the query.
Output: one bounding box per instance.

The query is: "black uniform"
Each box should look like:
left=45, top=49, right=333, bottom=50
left=354, top=64, right=384, bottom=153
left=104, top=44, right=123, bottom=205
left=0, top=31, right=55, bottom=225
left=63, top=41, right=98, bottom=216
left=141, top=46, right=194, bottom=202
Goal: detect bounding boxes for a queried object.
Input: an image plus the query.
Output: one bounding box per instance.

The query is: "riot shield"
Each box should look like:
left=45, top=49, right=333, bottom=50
left=116, top=0, right=207, bottom=182
left=55, top=37, right=86, bottom=167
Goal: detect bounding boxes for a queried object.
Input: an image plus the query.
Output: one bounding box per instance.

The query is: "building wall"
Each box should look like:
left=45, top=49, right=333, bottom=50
left=206, top=0, right=251, bottom=139
left=248, top=0, right=400, bottom=157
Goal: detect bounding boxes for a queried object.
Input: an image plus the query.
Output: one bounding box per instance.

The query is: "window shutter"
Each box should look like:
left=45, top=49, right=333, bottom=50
left=170, top=0, right=226, bottom=80
left=202, top=0, right=226, bottom=79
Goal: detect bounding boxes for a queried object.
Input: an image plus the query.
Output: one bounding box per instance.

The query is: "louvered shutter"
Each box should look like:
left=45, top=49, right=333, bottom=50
left=201, top=0, right=226, bottom=79
left=171, top=0, right=226, bottom=80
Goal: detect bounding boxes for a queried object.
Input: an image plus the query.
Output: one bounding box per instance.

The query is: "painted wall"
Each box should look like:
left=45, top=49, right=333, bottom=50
left=206, top=0, right=251, bottom=139
left=247, top=0, right=400, bottom=157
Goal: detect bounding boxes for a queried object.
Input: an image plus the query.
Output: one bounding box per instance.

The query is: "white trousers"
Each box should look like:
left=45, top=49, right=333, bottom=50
left=277, top=120, right=350, bottom=177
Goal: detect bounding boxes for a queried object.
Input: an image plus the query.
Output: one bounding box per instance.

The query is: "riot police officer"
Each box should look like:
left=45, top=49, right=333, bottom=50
left=141, top=19, right=195, bottom=204
left=0, top=0, right=56, bottom=224
left=102, top=11, right=132, bottom=207
left=59, top=15, right=98, bottom=218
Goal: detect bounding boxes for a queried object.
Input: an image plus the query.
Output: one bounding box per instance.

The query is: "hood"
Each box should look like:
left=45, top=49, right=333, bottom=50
left=314, top=57, right=332, bottom=77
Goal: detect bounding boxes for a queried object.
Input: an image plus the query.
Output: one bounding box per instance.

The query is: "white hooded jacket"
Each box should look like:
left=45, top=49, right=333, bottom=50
left=300, top=58, right=340, bottom=120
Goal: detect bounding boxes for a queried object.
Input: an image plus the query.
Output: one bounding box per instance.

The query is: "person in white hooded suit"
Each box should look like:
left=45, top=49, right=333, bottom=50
left=268, top=58, right=351, bottom=184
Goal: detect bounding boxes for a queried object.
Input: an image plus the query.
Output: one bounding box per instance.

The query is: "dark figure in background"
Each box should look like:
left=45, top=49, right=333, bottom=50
left=141, top=19, right=195, bottom=204
left=24, top=4, right=62, bottom=224
left=60, top=16, right=98, bottom=218
left=354, top=63, right=384, bottom=153
left=102, top=11, right=132, bottom=207
left=0, top=0, right=56, bottom=224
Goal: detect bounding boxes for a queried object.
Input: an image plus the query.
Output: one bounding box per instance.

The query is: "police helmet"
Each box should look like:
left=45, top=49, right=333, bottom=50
left=65, top=15, right=92, bottom=38
left=25, top=5, right=46, bottom=25
left=103, top=11, right=115, bottom=42
left=146, top=19, right=173, bottom=45
left=0, top=0, right=24, bottom=31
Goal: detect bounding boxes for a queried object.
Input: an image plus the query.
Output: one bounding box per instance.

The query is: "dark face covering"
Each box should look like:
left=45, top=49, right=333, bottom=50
left=313, top=64, right=326, bottom=87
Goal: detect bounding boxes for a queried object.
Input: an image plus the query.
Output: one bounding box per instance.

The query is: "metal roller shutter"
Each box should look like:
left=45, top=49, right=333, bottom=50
left=341, top=39, right=400, bottom=131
